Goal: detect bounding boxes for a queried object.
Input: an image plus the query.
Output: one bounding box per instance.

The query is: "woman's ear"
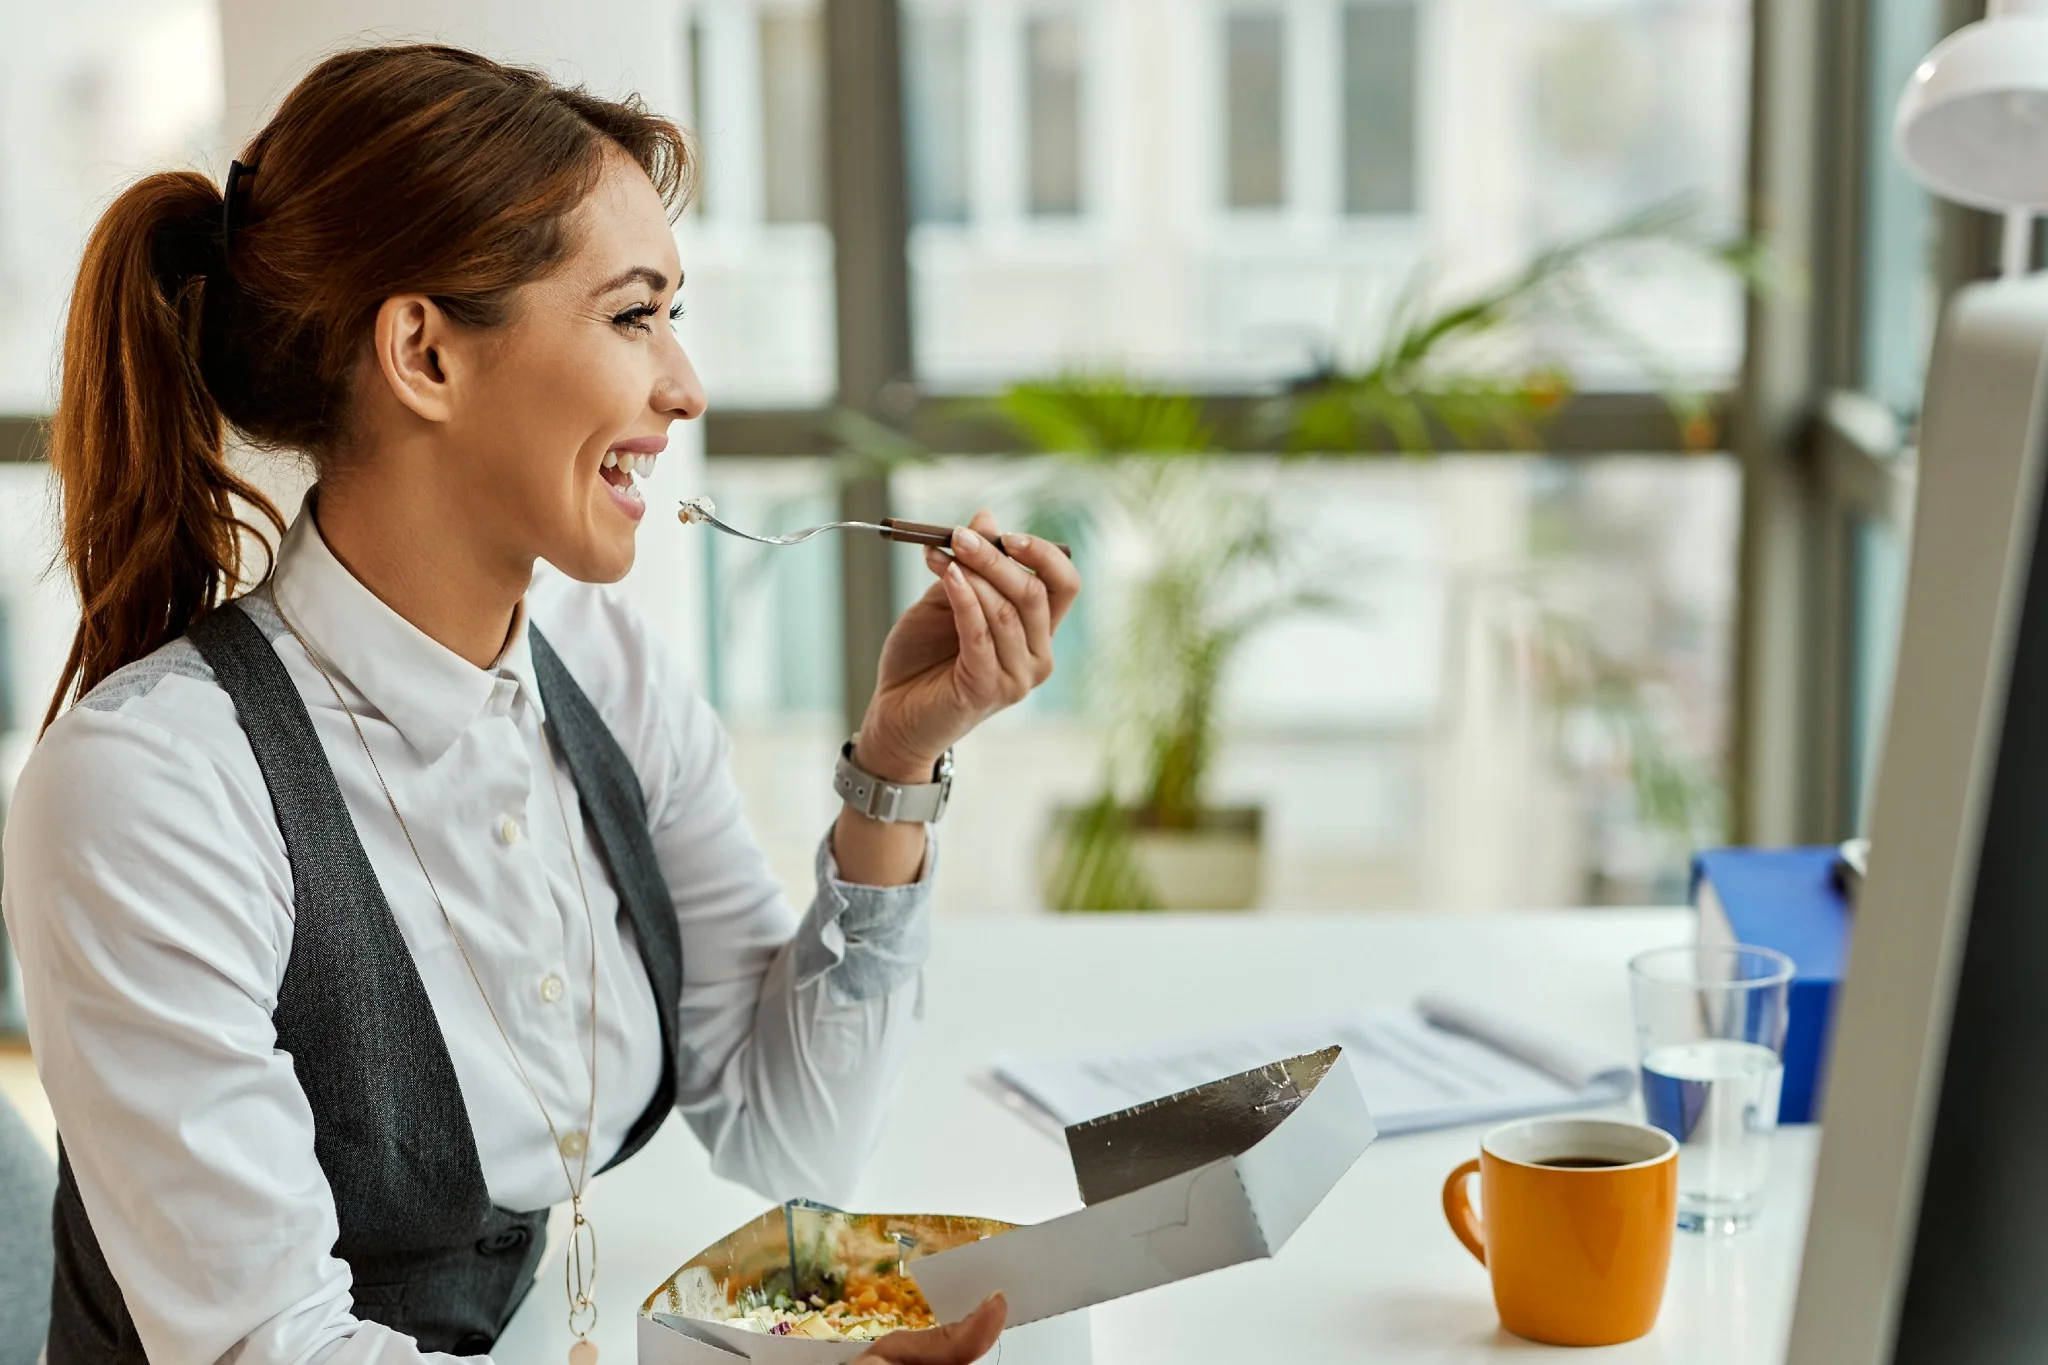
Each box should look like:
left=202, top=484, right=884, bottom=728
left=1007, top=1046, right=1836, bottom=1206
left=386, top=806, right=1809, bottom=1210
left=372, top=294, right=458, bottom=424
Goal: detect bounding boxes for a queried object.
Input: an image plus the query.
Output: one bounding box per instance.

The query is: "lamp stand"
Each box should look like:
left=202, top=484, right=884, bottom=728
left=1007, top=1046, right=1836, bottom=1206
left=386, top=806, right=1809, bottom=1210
left=2006, top=210, right=2038, bottom=278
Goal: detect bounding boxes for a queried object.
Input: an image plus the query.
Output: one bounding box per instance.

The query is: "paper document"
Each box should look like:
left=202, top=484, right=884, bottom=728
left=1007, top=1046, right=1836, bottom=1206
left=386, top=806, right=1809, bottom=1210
left=992, top=994, right=1634, bottom=1136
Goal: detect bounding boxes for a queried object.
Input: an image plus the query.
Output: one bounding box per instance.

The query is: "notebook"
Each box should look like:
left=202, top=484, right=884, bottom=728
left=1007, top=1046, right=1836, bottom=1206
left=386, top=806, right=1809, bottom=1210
left=991, top=994, right=1634, bottom=1136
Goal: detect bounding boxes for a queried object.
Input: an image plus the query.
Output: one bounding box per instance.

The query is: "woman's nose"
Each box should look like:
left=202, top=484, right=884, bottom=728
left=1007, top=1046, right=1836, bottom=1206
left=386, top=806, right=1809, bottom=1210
left=660, top=342, right=708, bottom=422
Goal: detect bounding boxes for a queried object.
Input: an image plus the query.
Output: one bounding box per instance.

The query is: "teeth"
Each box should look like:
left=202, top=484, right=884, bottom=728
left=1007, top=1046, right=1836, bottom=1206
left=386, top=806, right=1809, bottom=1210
left=625, top=483, right=644, bottom=504
left=638, top=454, right=656, bottom=478
left=603, top=451, right=618, bottom=469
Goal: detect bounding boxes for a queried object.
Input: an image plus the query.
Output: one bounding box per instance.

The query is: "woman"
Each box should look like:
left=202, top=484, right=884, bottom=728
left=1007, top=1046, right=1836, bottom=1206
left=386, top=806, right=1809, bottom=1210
left=0, top=44, right=1076, bottom=1365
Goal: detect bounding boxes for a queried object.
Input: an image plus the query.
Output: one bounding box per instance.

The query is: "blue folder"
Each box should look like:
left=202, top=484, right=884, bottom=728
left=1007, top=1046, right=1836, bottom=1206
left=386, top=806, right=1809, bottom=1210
left=1690, top=846, right=1851, bottom=1124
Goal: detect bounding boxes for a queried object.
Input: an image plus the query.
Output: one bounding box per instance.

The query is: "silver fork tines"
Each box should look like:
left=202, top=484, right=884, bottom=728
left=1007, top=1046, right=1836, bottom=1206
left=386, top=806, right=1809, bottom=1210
left=679, top=503, right=890, bottom=548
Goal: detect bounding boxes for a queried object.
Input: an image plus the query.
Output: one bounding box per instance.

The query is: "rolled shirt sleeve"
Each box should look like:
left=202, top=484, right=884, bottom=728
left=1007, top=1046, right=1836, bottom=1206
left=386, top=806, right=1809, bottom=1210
left=637, top=671, right=934, bottom=1206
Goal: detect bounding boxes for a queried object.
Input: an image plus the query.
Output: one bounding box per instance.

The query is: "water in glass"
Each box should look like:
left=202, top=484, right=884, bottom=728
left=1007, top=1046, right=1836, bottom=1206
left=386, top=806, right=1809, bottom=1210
left=1640, top=1038, right=1784, bottom=1234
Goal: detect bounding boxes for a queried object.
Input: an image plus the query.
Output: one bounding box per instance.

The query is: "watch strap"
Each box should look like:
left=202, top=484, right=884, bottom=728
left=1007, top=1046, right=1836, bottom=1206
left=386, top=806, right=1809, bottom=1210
left=834, top=739, right=953, bottom=823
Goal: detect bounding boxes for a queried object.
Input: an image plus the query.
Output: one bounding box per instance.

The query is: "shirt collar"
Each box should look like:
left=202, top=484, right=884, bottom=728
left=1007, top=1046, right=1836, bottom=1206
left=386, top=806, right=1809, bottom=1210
left=270, top=502, right=547, bottom=762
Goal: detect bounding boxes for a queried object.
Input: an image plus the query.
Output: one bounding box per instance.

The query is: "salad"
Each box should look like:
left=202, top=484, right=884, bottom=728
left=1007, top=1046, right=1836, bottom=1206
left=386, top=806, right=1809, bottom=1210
left=720, top=1270, right=937, bottom=1341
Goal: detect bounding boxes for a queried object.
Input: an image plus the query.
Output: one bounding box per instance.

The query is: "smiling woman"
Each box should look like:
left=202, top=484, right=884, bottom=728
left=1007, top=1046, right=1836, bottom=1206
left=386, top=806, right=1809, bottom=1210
left=43, top=43, right=696, bottom=716
left=5, top=40, right=1071, bottom=1365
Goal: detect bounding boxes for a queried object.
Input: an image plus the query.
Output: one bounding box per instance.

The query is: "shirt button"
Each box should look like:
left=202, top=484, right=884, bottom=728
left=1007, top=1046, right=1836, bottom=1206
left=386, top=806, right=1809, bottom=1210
left=558, top=1130, right=587, bottom=1160
left=540, top=973, right=564, bottom=1004
left=498, top=815, right=522, bottom=845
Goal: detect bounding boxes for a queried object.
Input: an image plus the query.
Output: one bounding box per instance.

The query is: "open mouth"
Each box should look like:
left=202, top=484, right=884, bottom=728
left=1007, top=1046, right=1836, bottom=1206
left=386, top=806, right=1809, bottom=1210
left=600, top=442, right=663, bottom=520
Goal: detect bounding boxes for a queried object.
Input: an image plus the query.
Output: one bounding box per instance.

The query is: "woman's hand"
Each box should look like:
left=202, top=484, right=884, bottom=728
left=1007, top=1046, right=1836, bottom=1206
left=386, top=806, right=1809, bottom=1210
left=854, top=1294, right=1007, bottom=1364
left=854, top=509, right=1083, bottom=783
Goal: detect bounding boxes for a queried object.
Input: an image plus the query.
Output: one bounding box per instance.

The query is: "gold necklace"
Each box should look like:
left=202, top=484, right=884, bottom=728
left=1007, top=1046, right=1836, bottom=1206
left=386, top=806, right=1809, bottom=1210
left=274, top=598, right=606, bottom=1365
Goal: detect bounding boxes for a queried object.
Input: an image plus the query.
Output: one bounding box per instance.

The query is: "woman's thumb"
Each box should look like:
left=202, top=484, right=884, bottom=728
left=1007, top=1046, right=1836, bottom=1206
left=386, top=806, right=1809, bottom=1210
left=859, top=1293, right=1008, bottom=1364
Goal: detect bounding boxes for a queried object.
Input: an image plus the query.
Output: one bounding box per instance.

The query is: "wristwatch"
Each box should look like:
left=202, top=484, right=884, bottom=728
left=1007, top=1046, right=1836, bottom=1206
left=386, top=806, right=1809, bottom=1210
left=834, top=738, right=954, bottom=823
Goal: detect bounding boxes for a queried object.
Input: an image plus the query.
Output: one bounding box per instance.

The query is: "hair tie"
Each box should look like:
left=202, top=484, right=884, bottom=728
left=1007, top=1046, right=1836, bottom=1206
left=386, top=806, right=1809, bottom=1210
left=222, top=159, right=255, bottom=257
left=150, top=213, right=224, bottom=291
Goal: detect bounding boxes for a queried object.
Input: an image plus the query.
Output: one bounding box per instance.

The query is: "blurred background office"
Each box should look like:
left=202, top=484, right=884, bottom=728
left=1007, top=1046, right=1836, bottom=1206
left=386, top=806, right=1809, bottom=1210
left=0, top=0, right=2001, bottom=1033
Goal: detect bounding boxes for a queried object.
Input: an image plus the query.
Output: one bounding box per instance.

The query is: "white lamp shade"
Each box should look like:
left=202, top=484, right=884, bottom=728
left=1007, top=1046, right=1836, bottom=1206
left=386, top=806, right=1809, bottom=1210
left=1896, top=16, right=2048, bottom=211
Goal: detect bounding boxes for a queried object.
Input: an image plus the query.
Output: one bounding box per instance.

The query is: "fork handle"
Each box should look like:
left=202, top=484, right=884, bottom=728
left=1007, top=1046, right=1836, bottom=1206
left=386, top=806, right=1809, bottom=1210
left=881, top=518, right=1074, bottom=559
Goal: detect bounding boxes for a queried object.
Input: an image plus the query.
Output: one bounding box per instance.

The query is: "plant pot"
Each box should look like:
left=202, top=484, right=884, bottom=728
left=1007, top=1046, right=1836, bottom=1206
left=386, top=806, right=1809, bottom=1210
left=1040, top=803, right=1265, bottom=912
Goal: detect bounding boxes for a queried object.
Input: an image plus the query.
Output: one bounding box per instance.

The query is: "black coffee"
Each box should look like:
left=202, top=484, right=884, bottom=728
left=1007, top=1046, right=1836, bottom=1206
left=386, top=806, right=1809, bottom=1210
left=1533, top=1156, right=1628, bottom=1169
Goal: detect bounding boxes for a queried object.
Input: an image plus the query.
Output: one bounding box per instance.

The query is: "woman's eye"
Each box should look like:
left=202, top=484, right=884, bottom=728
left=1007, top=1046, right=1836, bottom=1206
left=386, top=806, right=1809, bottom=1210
left=611, top=304, right=660, bottom=333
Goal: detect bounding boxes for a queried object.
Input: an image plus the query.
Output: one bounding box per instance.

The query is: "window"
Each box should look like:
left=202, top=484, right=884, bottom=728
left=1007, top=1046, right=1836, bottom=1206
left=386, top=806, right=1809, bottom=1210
left=1024, top=14, right=1084, bottom=217
left=1342, top=1, right=1418, bottom=215
left=879, top=452, right=1738, bottom=912
left=903, top=7, right=972, bottom=225
left=1860, top=0, right=1943, bottom=414
left=1224, top=11, right=1286, bottom=210
left=673, top=3, right=838, bottom=407
left=760, top=5, right=826, bottom=225
left=682, top=14, right=710, bottom=214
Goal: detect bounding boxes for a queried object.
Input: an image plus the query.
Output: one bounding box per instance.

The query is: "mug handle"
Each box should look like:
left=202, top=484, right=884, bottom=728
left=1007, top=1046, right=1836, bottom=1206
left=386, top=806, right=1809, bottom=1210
left=1442, top=1158, right=1487, bottom=1264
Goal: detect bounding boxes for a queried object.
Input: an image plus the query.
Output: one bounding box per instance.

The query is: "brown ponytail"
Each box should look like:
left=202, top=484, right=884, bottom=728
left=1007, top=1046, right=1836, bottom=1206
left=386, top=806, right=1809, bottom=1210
left=43, top=171, right=285, bottom=730
left=43, top=44, right=692, bottom=727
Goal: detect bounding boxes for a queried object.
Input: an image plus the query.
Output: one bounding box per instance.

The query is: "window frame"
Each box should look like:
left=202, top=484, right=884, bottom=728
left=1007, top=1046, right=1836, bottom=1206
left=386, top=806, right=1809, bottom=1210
left=0, top=0, right=1997, bottom=838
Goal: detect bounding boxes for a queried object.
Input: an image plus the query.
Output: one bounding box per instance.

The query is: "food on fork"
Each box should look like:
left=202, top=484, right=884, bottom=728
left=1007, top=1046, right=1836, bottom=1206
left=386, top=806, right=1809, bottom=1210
left=678, top=495, right=717, bottom=525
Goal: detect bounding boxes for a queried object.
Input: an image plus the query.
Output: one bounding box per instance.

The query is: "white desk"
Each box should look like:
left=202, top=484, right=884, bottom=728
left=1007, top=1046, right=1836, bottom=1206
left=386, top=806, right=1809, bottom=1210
left=496, top=911, right=1816, bottom=1364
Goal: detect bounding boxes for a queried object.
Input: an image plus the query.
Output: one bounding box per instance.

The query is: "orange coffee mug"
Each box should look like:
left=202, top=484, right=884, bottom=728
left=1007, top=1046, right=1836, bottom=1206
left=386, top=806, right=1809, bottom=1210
left=1442, top=1117, right=1679, bottom=1346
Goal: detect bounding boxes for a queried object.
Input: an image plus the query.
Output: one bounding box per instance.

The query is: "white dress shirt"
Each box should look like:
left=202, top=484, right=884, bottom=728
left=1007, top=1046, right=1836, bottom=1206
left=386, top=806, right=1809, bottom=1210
left=1, top=509, right=934, bottom=1365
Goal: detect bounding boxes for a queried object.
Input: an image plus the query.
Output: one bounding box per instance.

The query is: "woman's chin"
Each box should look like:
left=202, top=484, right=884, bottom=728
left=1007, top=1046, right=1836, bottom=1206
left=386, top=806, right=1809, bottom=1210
left=547, top=508, right=639, bottom=584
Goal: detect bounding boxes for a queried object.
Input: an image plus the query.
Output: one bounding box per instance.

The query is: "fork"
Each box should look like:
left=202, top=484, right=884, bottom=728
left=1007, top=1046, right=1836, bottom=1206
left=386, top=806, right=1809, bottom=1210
left=679, top=499, right=1072, bottom=558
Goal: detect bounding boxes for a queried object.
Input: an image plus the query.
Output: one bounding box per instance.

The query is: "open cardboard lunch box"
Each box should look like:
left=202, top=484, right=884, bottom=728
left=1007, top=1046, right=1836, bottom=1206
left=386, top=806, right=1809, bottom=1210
left=639, top=1045, right=1377, bottom=1363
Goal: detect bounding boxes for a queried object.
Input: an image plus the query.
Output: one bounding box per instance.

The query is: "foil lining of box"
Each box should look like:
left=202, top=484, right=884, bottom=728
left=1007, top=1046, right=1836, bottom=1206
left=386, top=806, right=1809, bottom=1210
left=1063, top=1045, right=1342, bottom=1205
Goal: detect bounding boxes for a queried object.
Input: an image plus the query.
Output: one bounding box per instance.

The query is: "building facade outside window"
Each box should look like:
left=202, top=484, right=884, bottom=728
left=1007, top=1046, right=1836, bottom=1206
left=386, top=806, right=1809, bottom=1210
left=902, top=6, right=972, bottom=225
left=1225, top=11, right=1287, bottom=211
left=1342, top=1, right=1418, bottom=215
left=1023, top=13, right=1085, bottom=218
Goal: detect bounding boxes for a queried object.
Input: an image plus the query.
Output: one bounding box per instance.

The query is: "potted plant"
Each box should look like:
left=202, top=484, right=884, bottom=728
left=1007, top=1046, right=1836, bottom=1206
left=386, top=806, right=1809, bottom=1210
left=994, top=382, right=1341, bottom=910
left=1005, top=203, right=1766, bottom=911
left=840, top=202, right=1766, bottom=911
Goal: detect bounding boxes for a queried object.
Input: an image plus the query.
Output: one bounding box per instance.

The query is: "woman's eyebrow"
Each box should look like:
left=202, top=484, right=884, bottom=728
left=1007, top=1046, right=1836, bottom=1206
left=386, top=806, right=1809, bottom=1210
left=591, top=265, right=672, bottom=296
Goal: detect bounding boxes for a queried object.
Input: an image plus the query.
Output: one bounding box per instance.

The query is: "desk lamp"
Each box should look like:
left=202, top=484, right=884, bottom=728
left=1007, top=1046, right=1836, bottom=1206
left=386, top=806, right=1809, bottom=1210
left=1895, top=0, right=2048, bottom=275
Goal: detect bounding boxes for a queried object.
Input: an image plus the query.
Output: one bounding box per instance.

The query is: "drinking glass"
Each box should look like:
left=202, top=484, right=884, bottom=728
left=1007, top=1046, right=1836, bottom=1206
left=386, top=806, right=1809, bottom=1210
left=1628, top=944, right=1793, bottom=1234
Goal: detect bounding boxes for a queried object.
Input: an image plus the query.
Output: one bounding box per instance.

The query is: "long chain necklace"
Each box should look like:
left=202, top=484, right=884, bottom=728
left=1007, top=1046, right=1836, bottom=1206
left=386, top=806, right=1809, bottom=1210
left=275, top=599, right=607, bottom=1365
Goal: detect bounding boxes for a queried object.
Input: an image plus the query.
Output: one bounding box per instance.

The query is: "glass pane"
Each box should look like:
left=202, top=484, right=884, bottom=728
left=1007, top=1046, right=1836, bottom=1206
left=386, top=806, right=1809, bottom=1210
left=682, top=13, right=710, bottom=215
left=699, top=458, right=845, bottom=901
left=0, top=0, right=222, bottom=411
left=1343, top=2, right=1417, bottom=215
left=904, top=7, right=972, bottom=225
left=879, top=453, right=1736, bottom=913
left=760, top=6, right=827, bottom=225
left=1225, top=12, right=1286, bottom=211
left=910, top=0, right=1750, bottom=392
left=1524, top=0, right=1749, bottom=386
left=1025, top=14, right=1084, bottom=217
left=1861, top=0, right=1944, bottom=415
left=678, top=1, right=837, bottom=408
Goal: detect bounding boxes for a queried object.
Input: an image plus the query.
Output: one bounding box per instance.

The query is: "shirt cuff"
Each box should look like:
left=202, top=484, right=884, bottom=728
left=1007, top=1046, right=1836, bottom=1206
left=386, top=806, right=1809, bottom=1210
left=791, top=830, right=937, bottom=1002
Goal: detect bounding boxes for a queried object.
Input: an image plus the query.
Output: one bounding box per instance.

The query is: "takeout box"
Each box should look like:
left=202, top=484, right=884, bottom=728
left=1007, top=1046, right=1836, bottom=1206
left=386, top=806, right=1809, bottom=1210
left=639, top=1046, right=1377, bottom=1363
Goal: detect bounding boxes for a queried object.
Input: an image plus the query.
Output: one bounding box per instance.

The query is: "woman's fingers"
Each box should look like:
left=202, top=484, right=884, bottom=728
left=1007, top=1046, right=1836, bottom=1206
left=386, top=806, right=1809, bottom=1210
left=950, top=515, right=1054, bottom=681
left=856, top=1294, right=1007, bottom=1364
left=934, top=555, right=1002, bottom=697
left=961, top=566, right=1037, bottom=702
left=1000, top=529, right=1082, bottom=633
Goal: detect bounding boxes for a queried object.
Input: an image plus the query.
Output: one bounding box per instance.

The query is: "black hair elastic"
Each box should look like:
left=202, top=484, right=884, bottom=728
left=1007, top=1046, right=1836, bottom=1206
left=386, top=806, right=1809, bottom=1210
left=221, top=159, right=255, bottom=259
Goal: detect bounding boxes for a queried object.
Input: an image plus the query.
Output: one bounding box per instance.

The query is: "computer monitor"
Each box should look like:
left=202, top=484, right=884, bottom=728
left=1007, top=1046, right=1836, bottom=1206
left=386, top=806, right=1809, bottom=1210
left=1788, top=274, right=2048, bottom=1363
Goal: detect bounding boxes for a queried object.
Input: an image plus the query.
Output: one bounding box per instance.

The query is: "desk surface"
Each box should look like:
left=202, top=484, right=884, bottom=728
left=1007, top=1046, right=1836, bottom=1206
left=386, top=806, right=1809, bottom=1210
left=497, top=910, right=1815, bottom=1364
